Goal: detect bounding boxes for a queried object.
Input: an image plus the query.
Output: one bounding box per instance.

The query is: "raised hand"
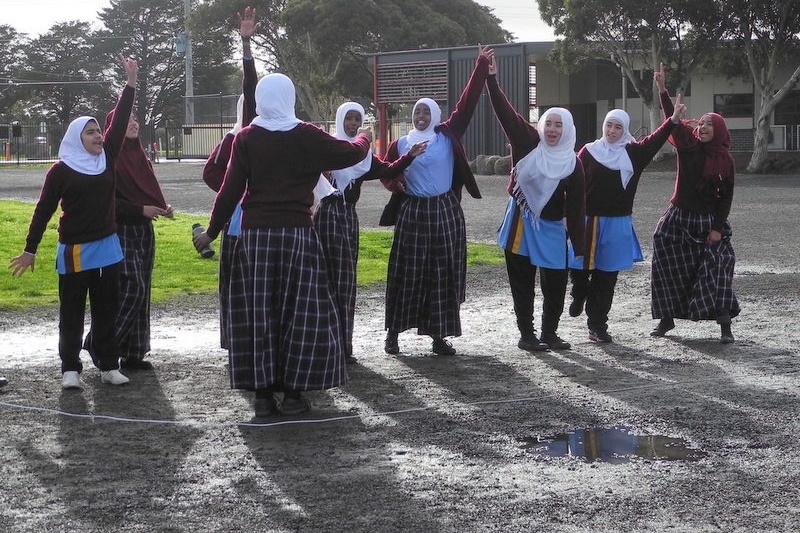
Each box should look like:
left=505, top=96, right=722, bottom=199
left=487, top=50, right=497, bottom=76
left=654, top=62, right=666, bottom=93
left=671, top=93, right=686, bottom=123
left=238, top=6, right=257, bottom=39
left=120, top=53, right=138, bottom=87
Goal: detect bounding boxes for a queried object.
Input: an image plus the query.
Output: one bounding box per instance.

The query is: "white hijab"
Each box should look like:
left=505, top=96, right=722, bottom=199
left=229, top=94, right=245, bottom=136
left=513, top=107, right=577, bottom=219
left=250, top=73, right=302, bottom=132
left=330, top=102, right=372, bottom=192
left=585, top=109, right=636, bottom=188
left=404, top=97, right=441, bottom=146
left=58, top=116, right=107, bottom=176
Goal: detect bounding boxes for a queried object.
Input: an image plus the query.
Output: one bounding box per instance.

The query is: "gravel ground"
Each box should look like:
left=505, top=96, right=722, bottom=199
left=0, top=162, right=798, bottom=532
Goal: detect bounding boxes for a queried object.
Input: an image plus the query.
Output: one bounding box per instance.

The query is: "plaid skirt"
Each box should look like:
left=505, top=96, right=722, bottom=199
left=313, top=195, right=358, bottom=357
left=651, top=204, right=740, bottom=321
left=115, top=222, right=154, bottom=358
left=385, top=191, right=466, bottom=337
left=227, top=227, right=346, bottom=391
left=217, top=231, right=237, bottom=350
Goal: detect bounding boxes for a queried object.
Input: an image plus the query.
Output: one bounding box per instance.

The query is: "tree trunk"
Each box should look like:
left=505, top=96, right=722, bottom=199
left=747, top=112, right=771, bottom=173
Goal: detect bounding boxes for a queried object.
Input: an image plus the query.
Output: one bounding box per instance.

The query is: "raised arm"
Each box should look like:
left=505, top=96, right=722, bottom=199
left=238, top=6, right=258, bottom=125
left=444, top=45, right=491, bottom=138
left=486, top=57, right=538, bottom=160
left=104, top=55, right=138, bottom=161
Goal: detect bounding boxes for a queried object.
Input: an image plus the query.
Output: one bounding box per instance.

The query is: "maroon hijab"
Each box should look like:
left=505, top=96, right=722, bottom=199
left=105, top=110, right=167, bottom=209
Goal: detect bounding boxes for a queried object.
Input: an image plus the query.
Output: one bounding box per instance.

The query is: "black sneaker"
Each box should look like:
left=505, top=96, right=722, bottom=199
left=279, top=395, right=311, bottom=416
left=541, top=332, right=571, bottom=350
left=120, top=357, right=154, bottom=370
left=650, top=318, right=675, bottom=337
left=432, top=338, right=456, bottom=355
left=253, top=393, right=277, bottom=417
left=517, top=334, right=549, bottom=352
left=569, top=297, right=585, bottom=317
left=589, top=329, right=613, bottom=343
left=384, top=332, right=400, bottom=355
left=720, top=323, right=735, bottom=344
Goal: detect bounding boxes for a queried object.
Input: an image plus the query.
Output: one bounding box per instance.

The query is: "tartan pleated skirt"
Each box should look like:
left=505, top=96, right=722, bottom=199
left=116, top=222, right=155, bottom=359
left=651, top=204, right=740, bottom=321
left=313, top=195, right=359, bottom=357
left=226, top=227, right=346, bottom=391
left=385, top=191, right=466, bottom=337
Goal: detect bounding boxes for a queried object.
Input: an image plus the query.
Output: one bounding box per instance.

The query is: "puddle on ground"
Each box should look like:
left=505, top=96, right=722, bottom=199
left=521, top=426, right=708, bottom=463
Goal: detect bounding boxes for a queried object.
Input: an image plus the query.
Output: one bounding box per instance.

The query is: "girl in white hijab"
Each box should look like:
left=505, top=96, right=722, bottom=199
left=314, top=101, right=425, bottom=364
left=201, top=9, right=258, bottom=353
left=487, top=51, right=586, bottom=353
left=568, top=104, right=683, bottom=344
left=9, top=54, right=140, bottom=389
left=379, top=46, right=490, bottom=357
left=194, top=73, right=373, bottom=418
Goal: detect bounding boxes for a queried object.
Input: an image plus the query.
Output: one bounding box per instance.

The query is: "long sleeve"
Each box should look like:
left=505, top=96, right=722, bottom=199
left=443, top=54, right=489, bottom=138
left=565, top=161, right=586, bottom=256
left=203, top=134, right=234, bottom=192
left=660, top=90, right=697, bottom=150
left=486, top=75, right=538, bottom=162
left=24, top=166, right=65, bottom=254
left=242, top=57, right=257, bottom=126
left=628, top=117, right=676, bottom=171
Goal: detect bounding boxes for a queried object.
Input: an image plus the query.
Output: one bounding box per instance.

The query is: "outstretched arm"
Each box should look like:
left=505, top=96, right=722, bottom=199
left=239, top=7, right=258, bottom=125
left=445, top=44, right=491, bottom=138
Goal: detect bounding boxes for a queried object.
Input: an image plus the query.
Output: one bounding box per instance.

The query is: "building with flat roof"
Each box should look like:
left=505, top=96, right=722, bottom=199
left=371, top=42, right=800, bottom=158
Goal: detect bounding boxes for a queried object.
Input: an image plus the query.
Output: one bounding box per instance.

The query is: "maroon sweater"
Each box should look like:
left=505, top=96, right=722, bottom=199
left=578, top=117, right=676, bottom=216
left=660, top=90, right=734, bottom=232
left=378, top=54, right=488, bottom=226
left=206, top=124, right=371, bottom=238
left=486, top=74, right=585, bottom=256
left=203, top=57, right=258, bottom=192
left=24, top=86, right=135, bottom=254
left=333, top=153, right=418, bottom=204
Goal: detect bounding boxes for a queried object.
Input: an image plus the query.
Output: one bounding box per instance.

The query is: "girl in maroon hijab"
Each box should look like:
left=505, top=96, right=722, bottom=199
left=92, top=103, right=173, bottom=370
left=651, top=63, right=739, bottom=343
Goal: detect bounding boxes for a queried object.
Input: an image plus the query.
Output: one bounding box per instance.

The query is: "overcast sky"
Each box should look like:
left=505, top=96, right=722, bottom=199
left=4, top=0, right=556, bottom=42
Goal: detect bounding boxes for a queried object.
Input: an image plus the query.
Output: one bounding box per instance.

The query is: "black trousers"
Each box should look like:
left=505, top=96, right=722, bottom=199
left=505, top=250, right=567, bottom=336
left=569, top=269, right=619, bottom=333
left=59, top=264, right=121, bottom=373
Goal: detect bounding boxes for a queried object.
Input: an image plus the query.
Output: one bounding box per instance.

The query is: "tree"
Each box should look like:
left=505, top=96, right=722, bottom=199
left=20, top=22, right=116, bottom=124
left=0, top=25, right=29, bottom=122
left=193, top=0, right=510, bottom=121
left=93, top=0, right=189, bottom=143
left=724, top=0, right=800, bottom=172
left=279, top=0, right=510, bottom=119
left=539, top=0, right=727, bottom=132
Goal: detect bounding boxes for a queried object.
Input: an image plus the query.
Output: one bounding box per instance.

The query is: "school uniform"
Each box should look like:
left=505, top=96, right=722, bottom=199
left=378, top=55, right=487, bottom=342
left=202, top=56, right=257, bottom=351
left=204, top=74, right=370, bottom=394
left=23, top=86, right=135, bottom=373
left=652, top=91, right=739, bottom=323
left=487, top=74, right=585, bottom=343
left=567, top=113, right=677, bottom=336
left=315, top=103, right=417, bottom=359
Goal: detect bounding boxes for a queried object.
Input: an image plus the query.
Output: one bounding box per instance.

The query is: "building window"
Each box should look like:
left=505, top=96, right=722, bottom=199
left=714, top=94, right=754, bottom=118
left=529, top=63, right=538, bottom=123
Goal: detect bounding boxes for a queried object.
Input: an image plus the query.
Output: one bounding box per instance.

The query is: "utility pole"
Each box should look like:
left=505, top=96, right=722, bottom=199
left=183, top=0, right=194, bottom=125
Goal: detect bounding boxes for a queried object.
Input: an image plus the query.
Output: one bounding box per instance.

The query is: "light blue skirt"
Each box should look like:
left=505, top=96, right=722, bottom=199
left=497, top=197, right=569, bottom=269
left=568, top=215, right=643, bottom=271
